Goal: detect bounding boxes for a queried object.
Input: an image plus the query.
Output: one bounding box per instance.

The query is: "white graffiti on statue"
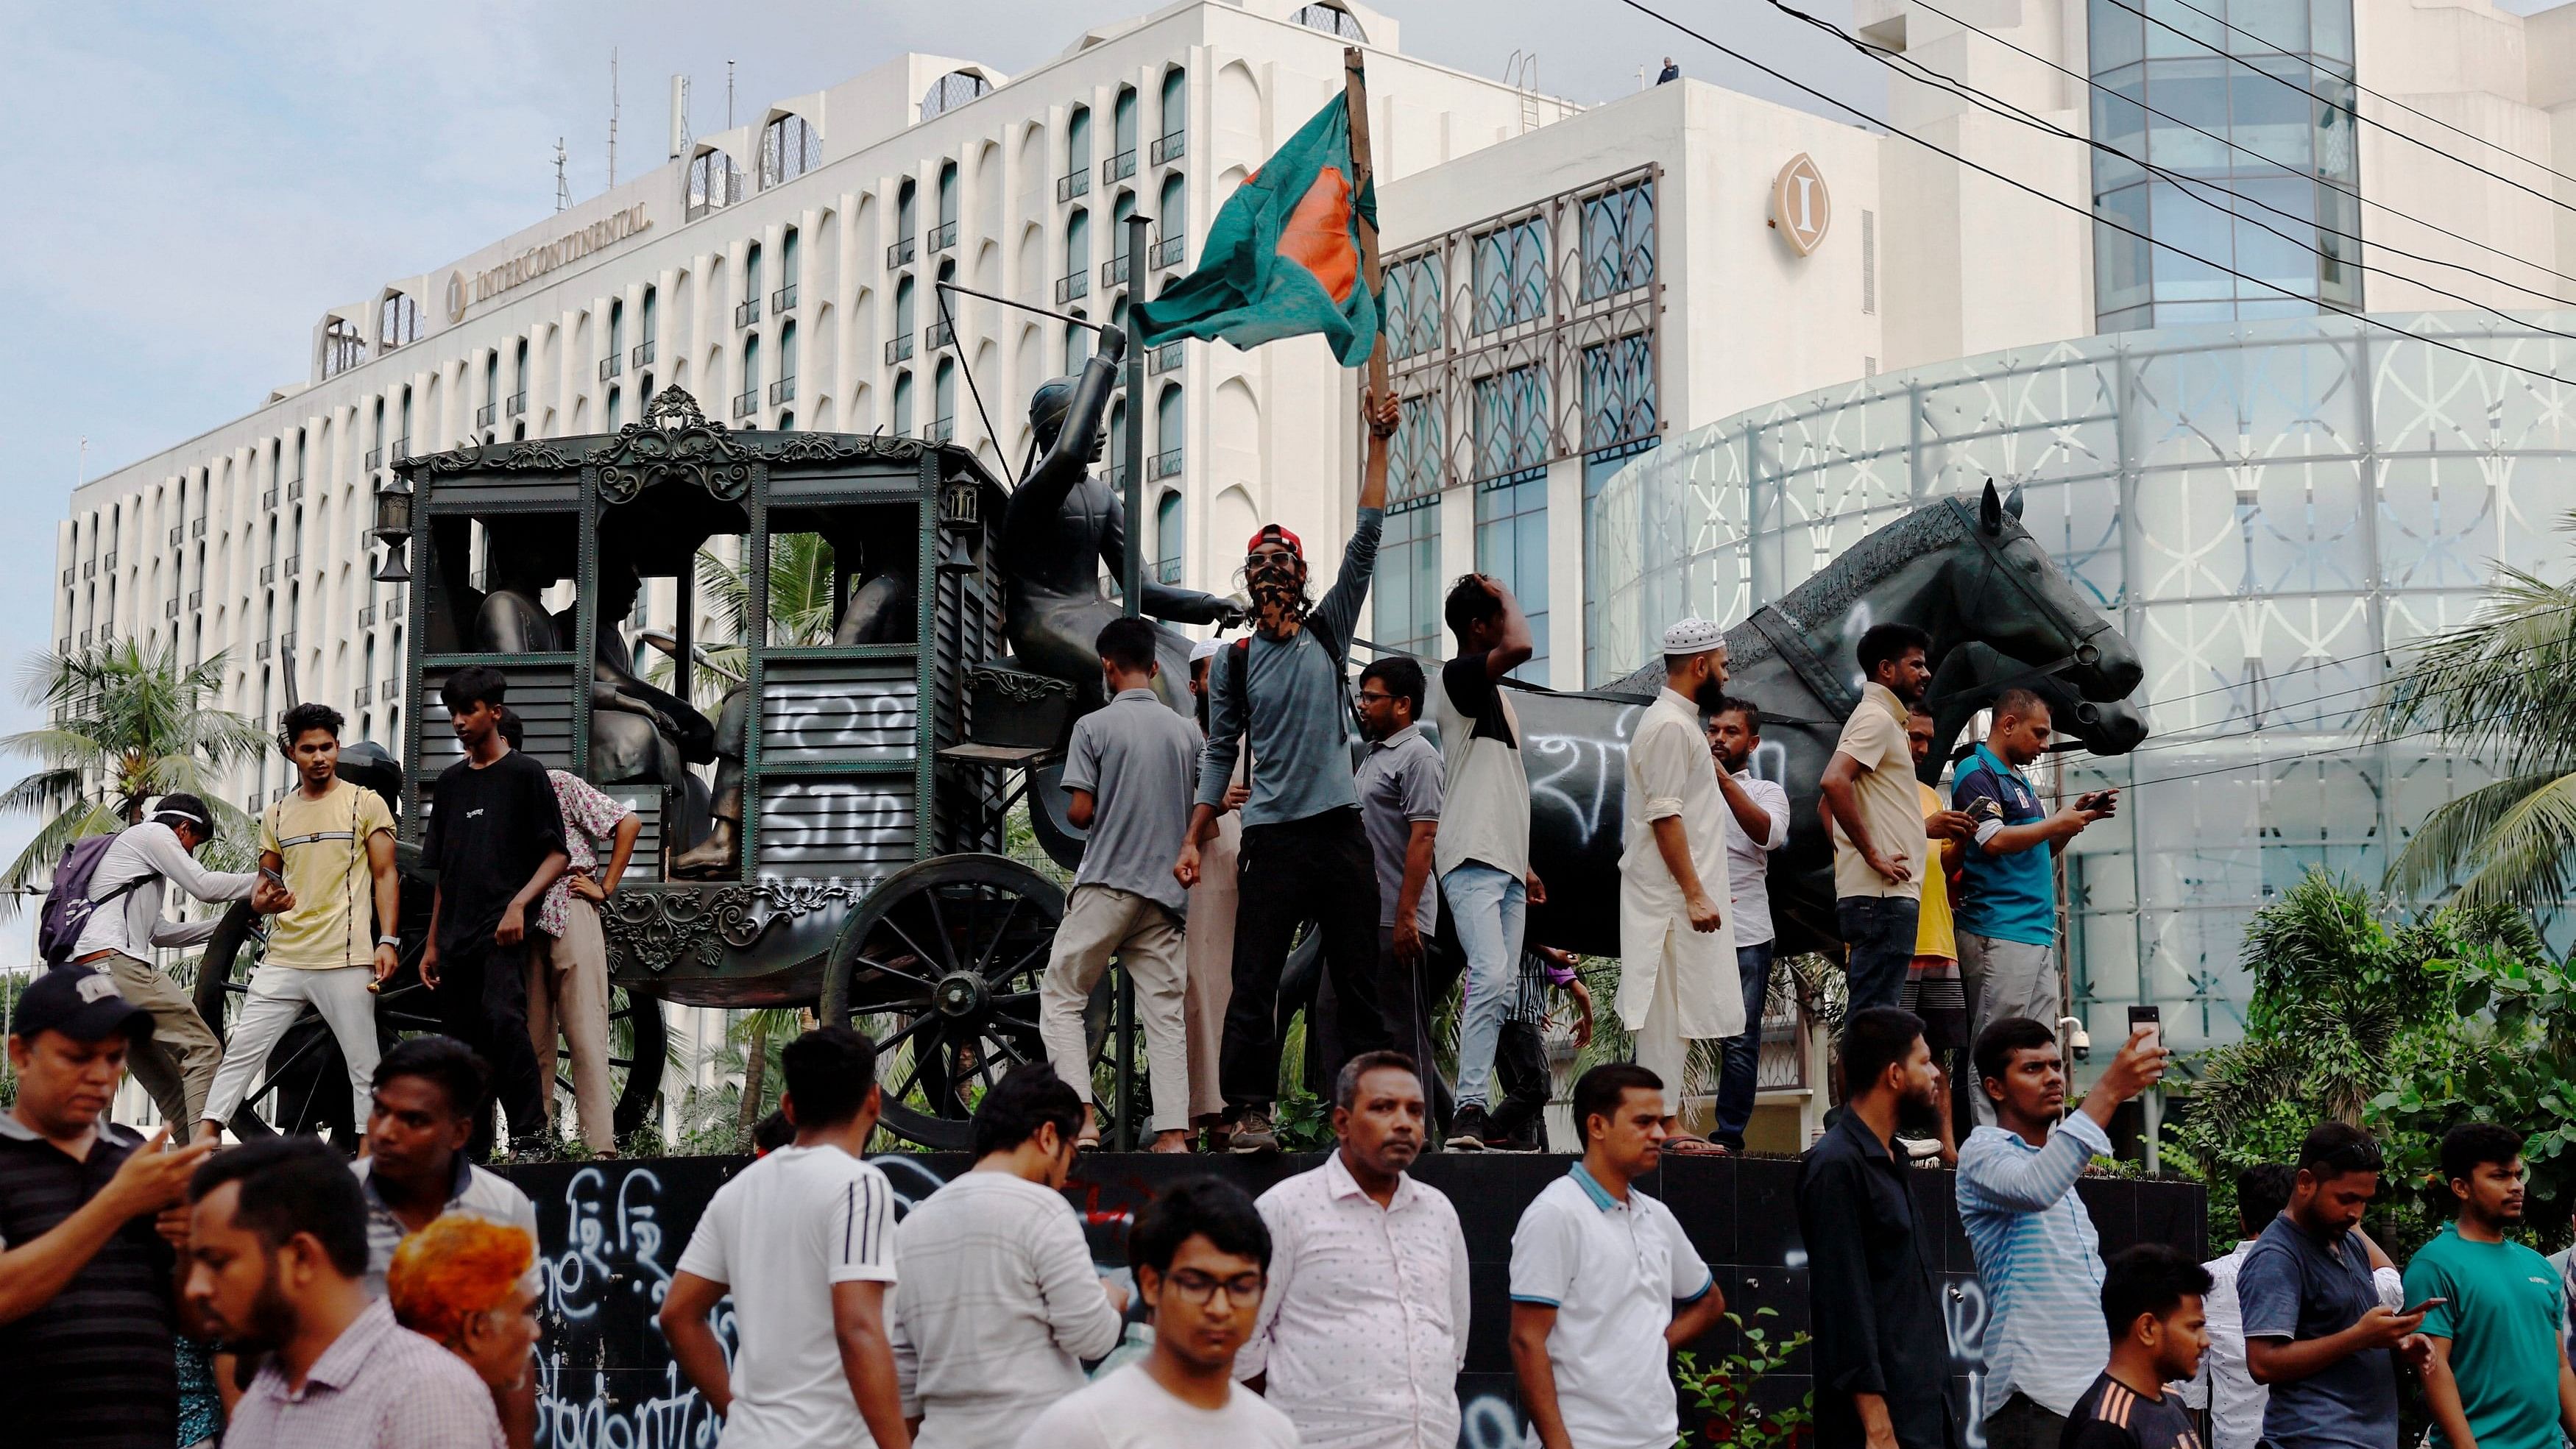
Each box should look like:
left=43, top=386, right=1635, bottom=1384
left=1524, top=704, right=1641, bottom=849
left=1947, top=1276, right=1991, bottom=1449
left=546, top=1165, right=676, bottom=1323
left=1461, top=1390, right=1540, bottom=1449
left=539, top=1356, right=729, bottom=1449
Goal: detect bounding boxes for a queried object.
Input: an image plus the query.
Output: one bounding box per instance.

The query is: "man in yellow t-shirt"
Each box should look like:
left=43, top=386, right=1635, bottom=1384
left=198, top=702, right=400, bottom=1144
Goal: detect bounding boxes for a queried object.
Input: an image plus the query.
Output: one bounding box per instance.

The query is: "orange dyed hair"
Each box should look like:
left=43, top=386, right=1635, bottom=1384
left=386, top=1213, right=536, bottom=1345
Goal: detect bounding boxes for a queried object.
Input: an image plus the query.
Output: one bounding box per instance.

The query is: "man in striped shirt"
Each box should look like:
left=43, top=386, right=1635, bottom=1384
left=664, top=1027, right=908, bottom=1449
left=1956, top=1015, right=2168, bottom=1449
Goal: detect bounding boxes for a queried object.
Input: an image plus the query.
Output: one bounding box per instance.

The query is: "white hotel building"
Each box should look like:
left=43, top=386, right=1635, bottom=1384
left=57, top=0, right=2576, bottom=1081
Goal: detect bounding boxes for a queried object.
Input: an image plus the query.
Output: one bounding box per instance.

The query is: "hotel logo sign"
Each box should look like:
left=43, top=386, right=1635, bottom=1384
left=445, top=202, right=653, bottom=322
left=1769, top=154, right=1830, bottom=257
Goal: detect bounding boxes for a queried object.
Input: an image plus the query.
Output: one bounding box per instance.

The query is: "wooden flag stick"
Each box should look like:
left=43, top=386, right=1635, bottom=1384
left=1344, top=46, right=1389, bottom=405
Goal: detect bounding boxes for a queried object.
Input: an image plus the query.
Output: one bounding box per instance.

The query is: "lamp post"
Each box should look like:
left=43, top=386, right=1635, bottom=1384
left=371, top=475, right=414, bottom=584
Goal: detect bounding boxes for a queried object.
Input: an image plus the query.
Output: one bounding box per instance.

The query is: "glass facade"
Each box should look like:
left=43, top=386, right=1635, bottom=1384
left=1592, top=312, right=2576, bottom=1052
left=2089, top=0, right=2360, bottom=332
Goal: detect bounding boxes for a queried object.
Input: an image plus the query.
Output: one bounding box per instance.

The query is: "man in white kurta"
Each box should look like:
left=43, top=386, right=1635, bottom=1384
left=1618, top=618, right=1743, bottom=1144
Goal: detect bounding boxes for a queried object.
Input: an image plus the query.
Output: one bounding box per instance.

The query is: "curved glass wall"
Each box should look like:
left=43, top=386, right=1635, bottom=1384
left=2089, top=0, right=2360, bottom=331
left=1592, top=312, right=2576, bottom=1052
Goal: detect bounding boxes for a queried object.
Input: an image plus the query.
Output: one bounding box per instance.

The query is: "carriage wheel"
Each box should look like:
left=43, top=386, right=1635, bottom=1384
left=595, top=984, right=669, bottom=1143
left=820, top=853, right=1105, bottom=1151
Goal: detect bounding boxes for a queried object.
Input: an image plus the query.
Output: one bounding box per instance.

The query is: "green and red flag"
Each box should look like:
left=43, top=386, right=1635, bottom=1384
left=1134, top=91, right=1379, bottom=366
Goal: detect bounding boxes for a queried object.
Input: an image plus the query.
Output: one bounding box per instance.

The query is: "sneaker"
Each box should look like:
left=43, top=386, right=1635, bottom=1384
left=1483, top=1131, right=1545, bottom=1153
left=1446, top=1105, right=1491, bottom=1152
left=1230, top=1109, right=1281, bottom=1155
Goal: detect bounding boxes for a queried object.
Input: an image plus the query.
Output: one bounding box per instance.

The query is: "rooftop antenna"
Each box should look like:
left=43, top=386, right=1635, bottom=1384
left=670, top=74, right=691, bottom=160
left=77, top=436, right=87, bottom=489
left=726, top=60, right=735, bottom=130
left=607, top=47, right=620, bottom=187
left=555, top=138, right=571, bottom=211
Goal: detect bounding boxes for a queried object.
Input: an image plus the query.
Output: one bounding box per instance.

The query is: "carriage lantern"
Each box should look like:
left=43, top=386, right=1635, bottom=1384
left=937, top=475, right=980, bottom=576
left=370, top=475, right=414, bottom=584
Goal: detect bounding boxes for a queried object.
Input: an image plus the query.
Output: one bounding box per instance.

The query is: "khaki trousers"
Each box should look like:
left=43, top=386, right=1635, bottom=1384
left=1040, top=883, right=1190, bottom=1133
left=1182, top=815, right=1241, bottom=1122
left=95, top=953, right=222, bottom=1130
left=527, top=896, right=617, bottom=1152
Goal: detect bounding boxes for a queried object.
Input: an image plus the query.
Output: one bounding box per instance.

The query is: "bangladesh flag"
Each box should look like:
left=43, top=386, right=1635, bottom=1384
left=1135, top=92, right=1379, bottom=366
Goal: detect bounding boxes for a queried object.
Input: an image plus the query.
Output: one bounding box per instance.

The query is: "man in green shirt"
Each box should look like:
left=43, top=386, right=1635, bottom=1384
left=2404, top=1122, right=2576, bottom=1449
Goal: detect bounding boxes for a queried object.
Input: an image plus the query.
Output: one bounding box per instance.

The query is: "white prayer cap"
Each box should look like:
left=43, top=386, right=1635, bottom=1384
left=1660, top=617, right=1726, bottom=655
left=1190, top=636, right=1228, bottom=664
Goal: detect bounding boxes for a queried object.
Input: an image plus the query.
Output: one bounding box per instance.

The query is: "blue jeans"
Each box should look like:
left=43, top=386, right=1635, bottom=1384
left=1837, top=895, right=1919, bottom=1014
left=1712, top=940, right=1778, bottom=1149
left=1443, top=862, right=1527, bottom=1110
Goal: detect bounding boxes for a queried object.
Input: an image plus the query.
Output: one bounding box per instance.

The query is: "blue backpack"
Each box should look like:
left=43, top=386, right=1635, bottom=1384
left=37, top=832, right=156, bottom=968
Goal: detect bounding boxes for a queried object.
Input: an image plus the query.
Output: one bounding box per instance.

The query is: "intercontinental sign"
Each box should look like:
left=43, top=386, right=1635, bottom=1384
left=445, top=202, right=653, bottom=322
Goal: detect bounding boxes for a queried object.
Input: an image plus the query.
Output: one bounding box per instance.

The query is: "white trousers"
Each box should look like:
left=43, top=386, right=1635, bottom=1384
left=1634, top=944, right=1691, bottom=1108
left=1039, top=884, right=1190, bottom=1133
left=202, top=963, right=381, bottom=1130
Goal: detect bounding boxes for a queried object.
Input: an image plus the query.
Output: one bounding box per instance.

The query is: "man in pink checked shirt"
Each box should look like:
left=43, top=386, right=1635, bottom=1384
left=498, top=711, right=640, bottom=1155
left=1239, top=1050, right=1471, bottom=1449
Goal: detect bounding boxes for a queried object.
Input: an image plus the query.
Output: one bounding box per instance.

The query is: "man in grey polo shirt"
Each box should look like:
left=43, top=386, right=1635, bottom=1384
left=1352, top=656, right=1446, bottom=1112
left=1042, top=616, right=1205, bottom=1152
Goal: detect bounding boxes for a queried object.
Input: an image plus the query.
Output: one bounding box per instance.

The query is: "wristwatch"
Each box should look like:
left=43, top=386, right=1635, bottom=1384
left=377, top=935, right=402, bottom=949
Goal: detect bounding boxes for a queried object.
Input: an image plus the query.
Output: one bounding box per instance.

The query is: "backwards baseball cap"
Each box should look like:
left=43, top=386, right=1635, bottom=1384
left=1245, top=523, right=1304, bottom=560
left=13, top=967, right=153, bottom=1044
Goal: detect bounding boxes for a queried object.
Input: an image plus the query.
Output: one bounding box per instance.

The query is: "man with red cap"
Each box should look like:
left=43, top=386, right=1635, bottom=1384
left=1175, top=389, right=1401, bottom=1154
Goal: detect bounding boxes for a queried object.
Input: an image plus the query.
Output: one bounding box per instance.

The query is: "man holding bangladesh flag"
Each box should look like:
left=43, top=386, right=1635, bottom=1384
left=1153, top=52, right=1406, bottom=1153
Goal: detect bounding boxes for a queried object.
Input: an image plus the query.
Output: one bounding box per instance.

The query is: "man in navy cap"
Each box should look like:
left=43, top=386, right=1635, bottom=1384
left=0, top=968, right=216, bottom=1448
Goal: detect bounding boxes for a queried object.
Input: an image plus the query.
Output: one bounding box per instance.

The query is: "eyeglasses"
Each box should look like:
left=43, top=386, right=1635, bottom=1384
left=1356, top=690, right=1396, bottom=705
left=1247, top=548, right=1298, bottom=567
left=1164, top=1269, right=1266, bottom=1306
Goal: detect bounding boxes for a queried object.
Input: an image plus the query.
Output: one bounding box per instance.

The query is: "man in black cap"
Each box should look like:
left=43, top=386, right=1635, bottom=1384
left=0, top=968, right=216, bottom=1449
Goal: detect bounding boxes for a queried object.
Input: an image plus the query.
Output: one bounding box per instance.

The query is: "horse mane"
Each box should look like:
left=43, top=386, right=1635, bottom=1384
left=1728, top=497, right=1978, bottom=670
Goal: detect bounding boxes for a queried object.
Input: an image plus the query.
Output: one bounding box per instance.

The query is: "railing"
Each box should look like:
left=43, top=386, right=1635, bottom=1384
left=358, top=604, right=375, bottom=627
left=1150, top=130, right=1185, bottom=166
left=282, top=555, right=300, bottom=576
left=1058, top=169, right=1090, bottom=202
left=1103, top=148, right=1136, bottom=185
left=770, top=377, right=796, bottom=405
left=168, top=526, right=183, bottom=547
left=78, top=629, right=91, bottom=647
left=188, top=589, right=202, bottom=609
left=924, top=319, right=954, bottom=350
left=57, top=637, right=69, bottom=653
left=191, top=518, right=207, bottom=539
left=262, top=488, right=279, bottom=509
left=885, top=334, right=914, bottom=365
left=392, top=436, right=411, bottom=461
left=1055, top=272, right=1089, bottom=304
left=385, top=676, right=400, bottom=698
left=733, top=389, right=760, bottom=419
left=886, top=235, right=916, bottom=268
left=82, top=561, right=94, bottom=578
left=1147, top=341, right=1184, bottom=375
left=286, top=479, right=305, bottom=501
left=929, top=219, right=958, bottom=252
left=278, top=630, right=296, bottom=651
left=364, top=445, right=383, bottom=470
left=1150, top=447, right=1185, bottom=479
left=1100, top=255, right=1130, bottom=289
left=598, top=355, right=622, bottom=381
left=354, top=684, right=372, bottom=707
left=929, top=415, right=955, bottom=443
left=255, top=640, right=271, bottom=660
left=259, top=564, right=275, bottom=584
left=772, top=283, right=797, bottom=313
left=165, top=598, right=180, bottom=619
left=506, top=392, right=527, bottom=418
left=103, top=551, right=116, bottom=570
left=631, top=340, right=655, bottom=369
left=60, top=567, right=73, bottom=585
left=1152, top=234, right=1186, bottom=269
left=475, top=401, right=498, bottom=428
left=735, top=297, right=760, bottom=327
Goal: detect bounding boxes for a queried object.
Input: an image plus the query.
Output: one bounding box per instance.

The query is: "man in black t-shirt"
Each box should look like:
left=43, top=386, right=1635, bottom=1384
left=421, top=664, right=567, bottom=1156
left=2064, top=1244, right=2214, bottom=1449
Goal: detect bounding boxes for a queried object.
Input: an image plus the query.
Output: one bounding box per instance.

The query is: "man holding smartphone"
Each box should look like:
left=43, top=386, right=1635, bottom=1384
left=1950, top=689, right=2114, bottom=1126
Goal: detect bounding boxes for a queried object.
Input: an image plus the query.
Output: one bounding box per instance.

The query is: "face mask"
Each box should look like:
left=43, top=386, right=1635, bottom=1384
left=1248, top=559, right=1305, bottom=617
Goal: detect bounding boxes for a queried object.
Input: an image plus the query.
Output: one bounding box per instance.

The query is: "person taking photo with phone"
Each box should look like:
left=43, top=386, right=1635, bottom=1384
left=2403, top=1123, right=2576, bottom=1449
left=1955, top=1016, right=2170, bottom=1449
left=1949, top=688, right=2114, bottom=1126
left=2240, top=1122, right=2430, bottom=1449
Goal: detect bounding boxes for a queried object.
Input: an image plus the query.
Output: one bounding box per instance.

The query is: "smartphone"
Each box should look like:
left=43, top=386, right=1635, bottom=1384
left=2128, top=1004, right=2162, bottom=1054
left=2401, top=1297, right=2448, bottom=1317
left=258, top=864, right=287, bottom=890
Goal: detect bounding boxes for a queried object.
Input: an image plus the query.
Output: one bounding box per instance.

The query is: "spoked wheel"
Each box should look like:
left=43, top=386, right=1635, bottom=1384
left=820, top=853, right=1103, bottom=1150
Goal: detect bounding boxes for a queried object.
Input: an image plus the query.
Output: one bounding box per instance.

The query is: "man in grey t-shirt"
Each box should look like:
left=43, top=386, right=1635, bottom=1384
left=1041, top=617, right=1204, bottom=1151
left=1353, top=656, right=1446, bottom=1102
left=1175, top=389, right=1402, bottom=1153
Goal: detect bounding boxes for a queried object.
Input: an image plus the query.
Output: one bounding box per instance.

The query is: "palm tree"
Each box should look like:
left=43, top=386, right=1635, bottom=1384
left=0, top=640, right=269, bottom=901
left=648, top=533, right=841, bottom=711
left=2376, top=553, right=2576, bottom=910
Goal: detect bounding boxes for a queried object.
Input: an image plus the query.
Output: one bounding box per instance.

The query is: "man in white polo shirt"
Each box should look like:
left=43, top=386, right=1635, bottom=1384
left=1508, top=1062, right=1730, bottom=1449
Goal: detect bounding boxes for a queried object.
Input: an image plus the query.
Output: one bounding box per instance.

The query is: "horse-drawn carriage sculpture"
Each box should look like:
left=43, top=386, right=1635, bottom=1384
left=193, top=375, right=2153, bottom=1151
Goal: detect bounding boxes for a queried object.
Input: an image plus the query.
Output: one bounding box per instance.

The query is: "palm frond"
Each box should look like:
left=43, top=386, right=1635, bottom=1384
left=2444, top=773, right=2576, bottom=911
left=2386, top=771, right=2572, bottom=900
left=2373, top=569, right=2576, bottom=774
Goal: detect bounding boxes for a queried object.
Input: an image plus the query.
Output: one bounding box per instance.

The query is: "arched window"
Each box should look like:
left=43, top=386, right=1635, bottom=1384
left=744, top=241, right=762, bottom=308
left=779, top=226, right=799, bottom=311
left=607, top=385, right=622, bottom=428
left=1062, top=106, right=1092, bottom=200
left=1064, top=311, right=1091, bottom=374
left=891, top=178, right=918, bottom=267
left=1108, top=397, right=1128, bottom=489
left=1155, top=383, right=1184, bottom=481
left=512, top=337, right=528, bottom=413
left=1062, top=210, right=1091, bottom=302
left=379, top=293, right=422, bottom=350
left=934, top=161, right=959, bottom=252
left=776, top=319, right=798, bottom=408
left=933, top=358, right=957, bottom=442
left=606, top=297, right=624, bottom=366
left=1108, top=86, right=1139, bottom=183
left=1111, top=191, right=1137, bottom=288
left=639, top=285, right=658, bottom=366
left=892, top=371, right=916, bottom=437
left=399, top=386, right=413, bottom=453
left=930, top=259, right=958, bottom=349
left=687, top=148, right=744, bottom=219
left=760, top=112, right=821, bottom=189
left=1153, top=68, right=1186, bottom=165
left=321, top=318, right=367, bottom=379
left=739, top=334, right=762, bottom=418
left=919, top=68, right=991, bottom=121
left=1293, top=3, right=1366, bottom=40
left=1154, top=489, right=1184, bottom=584
left=777, top=409, right=794, bottom=432
left=894, top=274, right=916, bottom=354
left=1156, top=172, right=1188, bottom=270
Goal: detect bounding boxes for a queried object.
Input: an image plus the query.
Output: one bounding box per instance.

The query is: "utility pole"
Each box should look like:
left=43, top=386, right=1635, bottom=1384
left=726, top=60, right=735, bottom=130
left=607, top=47, right=620, bottom=187
left=554, top=138, right=571, bottom=212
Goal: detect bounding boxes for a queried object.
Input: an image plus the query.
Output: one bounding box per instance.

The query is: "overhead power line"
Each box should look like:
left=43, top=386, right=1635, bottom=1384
left=1607, top=0, right=2576, bottom=391
left=1886, top=0, right=2576, bottom=302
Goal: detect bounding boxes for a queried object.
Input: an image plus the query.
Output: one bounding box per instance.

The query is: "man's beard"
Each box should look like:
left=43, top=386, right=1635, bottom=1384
left=1693, top=677, right=1728, bottom=715
left=213, top=1266, right=300, bottom=1356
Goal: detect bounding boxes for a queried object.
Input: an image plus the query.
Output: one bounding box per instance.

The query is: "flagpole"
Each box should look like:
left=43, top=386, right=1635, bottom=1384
left=1342, top=46, right=1388, bottom=406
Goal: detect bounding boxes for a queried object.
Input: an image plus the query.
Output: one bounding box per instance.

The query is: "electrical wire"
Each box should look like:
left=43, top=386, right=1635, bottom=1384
left=2140, top=0, right=2576, bottom=196
left=1606, top=0, right=2576, bottom=391
left=2092, top=0, right=2576, bottom=223
left=1874, top=0, right=2576, bottom=302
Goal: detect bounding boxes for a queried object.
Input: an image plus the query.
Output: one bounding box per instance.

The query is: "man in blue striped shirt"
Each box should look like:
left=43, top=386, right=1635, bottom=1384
left=1957, top=1016, right=2168, bottom=1449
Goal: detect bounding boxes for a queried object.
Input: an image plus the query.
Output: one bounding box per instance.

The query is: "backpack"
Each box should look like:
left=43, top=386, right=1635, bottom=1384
left=1221, top=613, right=1354, bottom=792
left=37, top=831, right=157, bottom=968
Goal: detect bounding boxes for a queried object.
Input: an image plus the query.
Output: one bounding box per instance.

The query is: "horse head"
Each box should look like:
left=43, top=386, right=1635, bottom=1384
left=1945, top=481, right=2143, bottom=704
